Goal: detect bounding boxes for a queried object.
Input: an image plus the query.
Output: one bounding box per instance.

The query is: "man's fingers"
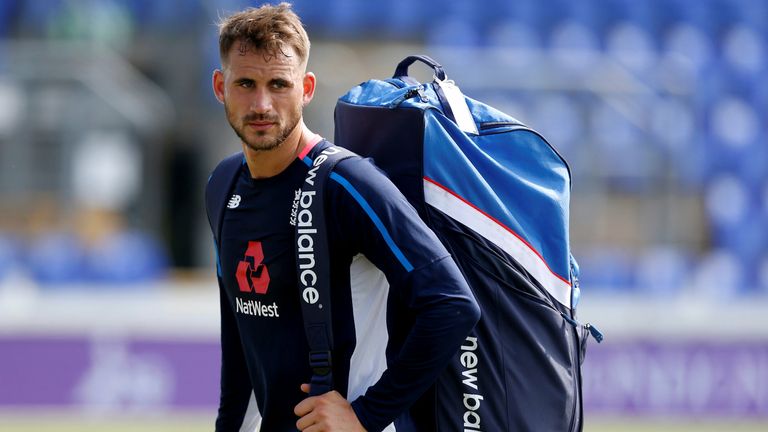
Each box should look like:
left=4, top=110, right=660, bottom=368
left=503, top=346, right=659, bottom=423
left=295, top=409, right=315, bottom=431
left=294, top=395, right=315, bottom=417
left=296, top=391, right=364, bottom=432
left=300, top=383, right=311, bottom=394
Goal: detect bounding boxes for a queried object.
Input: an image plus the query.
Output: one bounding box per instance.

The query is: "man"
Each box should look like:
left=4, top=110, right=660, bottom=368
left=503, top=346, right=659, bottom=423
left=206, top=3, right=480, bottom=431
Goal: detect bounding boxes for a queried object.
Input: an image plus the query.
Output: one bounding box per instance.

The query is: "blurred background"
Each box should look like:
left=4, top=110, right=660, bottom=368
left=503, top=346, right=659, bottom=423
left=0, top=0, right=766, bottom=430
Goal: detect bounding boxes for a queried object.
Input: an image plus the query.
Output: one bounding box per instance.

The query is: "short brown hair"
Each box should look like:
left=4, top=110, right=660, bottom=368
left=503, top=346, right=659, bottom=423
left=217, top=3, right=310, bottom=66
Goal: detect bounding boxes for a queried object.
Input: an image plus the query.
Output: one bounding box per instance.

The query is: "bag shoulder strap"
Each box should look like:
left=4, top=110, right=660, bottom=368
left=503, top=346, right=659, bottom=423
left=205, top=152, right=243, bottom=276
left=297, top=144, right=357, bottom=396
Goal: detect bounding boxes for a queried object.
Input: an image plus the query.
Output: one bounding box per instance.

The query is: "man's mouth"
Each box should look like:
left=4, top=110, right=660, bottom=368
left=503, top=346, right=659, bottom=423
left=246, top=121, right=275, bottom=131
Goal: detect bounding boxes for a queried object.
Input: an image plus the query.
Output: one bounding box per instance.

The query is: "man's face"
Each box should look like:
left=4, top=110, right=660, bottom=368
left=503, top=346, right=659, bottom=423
left=213, top=42, right=313, bottom=152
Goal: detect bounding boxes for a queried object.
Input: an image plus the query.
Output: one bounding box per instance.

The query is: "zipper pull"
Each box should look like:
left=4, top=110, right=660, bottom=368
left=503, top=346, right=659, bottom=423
left=570, top=256, right=581, bottom=309
left=571, top=278, right=581, bottom=309
left=585, top=323, right=604, bottom=343
left=560, top=312, right=604, bottom=343
left=417, top=88, right=428, bottom=102
left=387, top=87, right=422, bottom=108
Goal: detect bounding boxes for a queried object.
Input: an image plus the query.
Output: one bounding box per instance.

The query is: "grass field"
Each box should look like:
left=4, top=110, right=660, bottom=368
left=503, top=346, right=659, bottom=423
left=0, top=413, right=767, bottom=432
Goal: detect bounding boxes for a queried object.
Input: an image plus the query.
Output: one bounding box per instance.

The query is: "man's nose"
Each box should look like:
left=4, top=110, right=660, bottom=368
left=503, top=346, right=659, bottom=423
left=249, top=89, right=272, bottom=113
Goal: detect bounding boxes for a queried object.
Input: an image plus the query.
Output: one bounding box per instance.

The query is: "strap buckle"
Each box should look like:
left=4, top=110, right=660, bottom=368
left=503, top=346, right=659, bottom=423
left=309, top=350, right=333, bottom=376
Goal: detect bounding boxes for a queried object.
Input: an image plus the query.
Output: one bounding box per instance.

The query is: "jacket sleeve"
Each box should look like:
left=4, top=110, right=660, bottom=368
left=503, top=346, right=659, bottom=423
left=214, top=276, right=260, bottom=431
left=205, top=154, right=259, bottom=431
left=351, top=258, right=480, bottom=432
left=328, top=159, right=481, bottom=431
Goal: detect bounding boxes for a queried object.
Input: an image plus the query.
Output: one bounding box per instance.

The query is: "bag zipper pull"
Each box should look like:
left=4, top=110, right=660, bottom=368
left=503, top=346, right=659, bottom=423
left=570, top=256, right=581, bottom=309
left=585, top=323, right=604, bottom=343
left=560, top=312, right=604, bottom=343
left=388, top=87, right=424, bottom=108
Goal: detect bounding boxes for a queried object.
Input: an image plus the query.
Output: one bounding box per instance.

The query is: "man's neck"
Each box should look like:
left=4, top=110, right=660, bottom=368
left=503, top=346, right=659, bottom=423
left=243, top=122, right=316, bottom=179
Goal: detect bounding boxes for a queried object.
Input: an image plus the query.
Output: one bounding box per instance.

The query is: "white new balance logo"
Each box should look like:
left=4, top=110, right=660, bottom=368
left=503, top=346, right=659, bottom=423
left=227, top=194, right=241, bottom=209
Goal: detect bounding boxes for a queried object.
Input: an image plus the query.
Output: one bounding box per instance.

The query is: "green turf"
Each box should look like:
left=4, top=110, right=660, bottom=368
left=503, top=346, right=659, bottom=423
left=0, top=415, right=766, bottom=432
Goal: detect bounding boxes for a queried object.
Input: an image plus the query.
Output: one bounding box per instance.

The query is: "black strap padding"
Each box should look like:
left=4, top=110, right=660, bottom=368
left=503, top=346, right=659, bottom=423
left=296, top=144, right=358, bottom=396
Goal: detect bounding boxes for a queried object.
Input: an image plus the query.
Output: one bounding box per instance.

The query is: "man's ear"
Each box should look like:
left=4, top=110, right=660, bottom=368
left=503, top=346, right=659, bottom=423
left=302, top=72, right=316, bottom=106
left=212, top=69, right=225, bottom=104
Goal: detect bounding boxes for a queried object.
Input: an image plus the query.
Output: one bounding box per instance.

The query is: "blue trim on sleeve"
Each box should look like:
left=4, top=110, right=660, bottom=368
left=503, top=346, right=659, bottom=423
left=302, top=153, right=414, bottom=272
left=330, top=172, right=415, bottom=272
left=213, top=237, right=222, bottom=277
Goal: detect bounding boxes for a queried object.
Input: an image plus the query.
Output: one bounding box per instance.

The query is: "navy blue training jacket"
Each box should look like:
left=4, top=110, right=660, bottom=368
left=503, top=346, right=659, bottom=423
left=207, top=140, right=480, bottom=431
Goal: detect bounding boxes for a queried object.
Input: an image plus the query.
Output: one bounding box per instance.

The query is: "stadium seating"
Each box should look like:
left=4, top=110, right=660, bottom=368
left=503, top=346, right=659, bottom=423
left=0, top=234, right=20, bottom=282
left=25, top=232, right=87, bottom=286
left=83, top=230, right=169, bottom=285
left=0, top=0, right=765, bottom=294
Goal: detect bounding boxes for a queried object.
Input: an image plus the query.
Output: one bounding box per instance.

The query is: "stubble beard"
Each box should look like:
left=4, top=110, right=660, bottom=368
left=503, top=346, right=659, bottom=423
left=225, top=103, right=302, bottom=153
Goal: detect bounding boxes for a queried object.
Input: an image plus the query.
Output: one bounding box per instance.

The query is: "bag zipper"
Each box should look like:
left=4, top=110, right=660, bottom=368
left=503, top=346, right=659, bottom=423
left=443, top=225, right=558, bottom=311
left=478, top=121, right=524, bottom=130
left=387, top=87, right=427, bottom=108
left=477, top=121, right=573, bottom=181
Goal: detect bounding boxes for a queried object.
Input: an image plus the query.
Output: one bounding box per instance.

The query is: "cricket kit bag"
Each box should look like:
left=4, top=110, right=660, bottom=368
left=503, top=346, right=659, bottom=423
left=332, top=55, right=603, bottom=432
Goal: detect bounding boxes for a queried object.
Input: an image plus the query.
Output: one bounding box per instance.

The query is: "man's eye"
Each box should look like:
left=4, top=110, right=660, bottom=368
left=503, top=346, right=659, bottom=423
left=271, top=80, right=289, bottom=89
left=239, top=81, right=254, bottom=88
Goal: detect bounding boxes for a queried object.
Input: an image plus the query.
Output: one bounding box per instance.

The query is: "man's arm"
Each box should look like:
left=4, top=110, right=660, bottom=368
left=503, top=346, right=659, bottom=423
left=215, top=280, right=261, bottom=431
left=350, top=258, right=479, bottom=431
left=326, top=158, right=481, bottom=431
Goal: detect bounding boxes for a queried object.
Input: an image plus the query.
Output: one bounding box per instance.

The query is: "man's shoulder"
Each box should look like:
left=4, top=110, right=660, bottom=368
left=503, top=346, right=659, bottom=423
left=205, top=151, right=244, bottom=228
left=209, top=152, right=244, bottom=179
left=301, top=141, right=411, bottom=217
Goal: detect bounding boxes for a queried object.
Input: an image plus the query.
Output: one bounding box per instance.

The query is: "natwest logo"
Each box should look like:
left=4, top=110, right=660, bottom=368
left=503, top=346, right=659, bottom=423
left=236, top=241, right=270, bottom=294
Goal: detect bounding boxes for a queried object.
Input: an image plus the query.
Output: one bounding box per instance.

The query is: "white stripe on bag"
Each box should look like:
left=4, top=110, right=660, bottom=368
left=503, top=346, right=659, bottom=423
left=424, top=178, right=571, bottom=308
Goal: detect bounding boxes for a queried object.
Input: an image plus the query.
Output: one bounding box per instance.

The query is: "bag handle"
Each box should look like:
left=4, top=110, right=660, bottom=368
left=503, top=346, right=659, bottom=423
left=393, top=55, right=465, bottom=129
left=394, top=55, right=447, bottom=81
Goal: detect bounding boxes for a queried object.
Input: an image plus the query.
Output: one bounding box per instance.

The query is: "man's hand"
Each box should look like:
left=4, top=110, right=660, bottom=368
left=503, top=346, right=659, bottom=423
left=294, top=384, right=367, bottom=431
